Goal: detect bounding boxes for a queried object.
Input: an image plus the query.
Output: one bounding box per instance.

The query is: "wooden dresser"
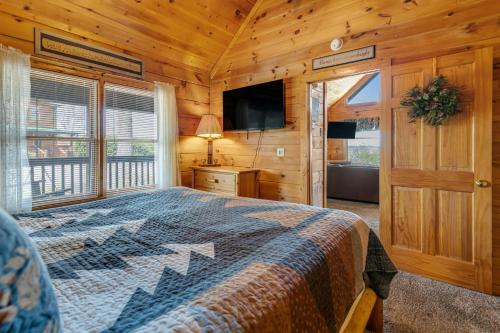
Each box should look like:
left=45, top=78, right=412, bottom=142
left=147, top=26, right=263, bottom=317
left=191, top=166, right=259, bottom=198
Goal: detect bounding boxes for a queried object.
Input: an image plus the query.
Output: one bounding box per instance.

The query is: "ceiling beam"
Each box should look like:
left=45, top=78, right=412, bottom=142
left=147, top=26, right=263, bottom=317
left=210, top=0, right=264, bottom=80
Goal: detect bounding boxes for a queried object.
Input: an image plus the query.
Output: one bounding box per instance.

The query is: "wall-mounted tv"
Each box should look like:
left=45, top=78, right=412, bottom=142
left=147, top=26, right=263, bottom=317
left=327, top=121, right=357, bottom=139
left=223, top=79, right=285, bottom=131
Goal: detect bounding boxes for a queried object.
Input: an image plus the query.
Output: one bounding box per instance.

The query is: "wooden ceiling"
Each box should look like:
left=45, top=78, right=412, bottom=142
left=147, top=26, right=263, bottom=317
left=2, top=0, right=498, bottom=84
left=0, top=0, right=257, bottom=76
left=210, top=0, right=500, bottom=81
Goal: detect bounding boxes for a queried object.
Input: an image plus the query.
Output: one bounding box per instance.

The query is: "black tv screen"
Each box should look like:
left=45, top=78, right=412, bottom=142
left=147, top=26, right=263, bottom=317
left=327, top=121, right=357, bottom=139
left=223, top=80, right=285, bottom=131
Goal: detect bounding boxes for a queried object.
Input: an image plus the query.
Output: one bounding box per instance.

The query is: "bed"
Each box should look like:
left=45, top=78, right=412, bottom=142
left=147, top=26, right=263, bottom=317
left=12, top=187, right=396, bottom=332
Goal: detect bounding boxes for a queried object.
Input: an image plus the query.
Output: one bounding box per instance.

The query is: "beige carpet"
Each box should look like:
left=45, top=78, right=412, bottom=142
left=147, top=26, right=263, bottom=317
left=385, top=272, right=500, bottom=332
left=328, top=199, right=500, bottom=333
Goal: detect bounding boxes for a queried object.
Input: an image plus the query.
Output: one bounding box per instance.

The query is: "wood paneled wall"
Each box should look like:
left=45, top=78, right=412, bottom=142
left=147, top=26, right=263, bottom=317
left=210, top=0, right=500, bottom=206
left=209, top=78, right=308, bottom=203
left=212, top=0, right=500, bottom=83
left=209, top=0, right=500, bottom=293
left=327, top=140, right=347, bottom=161
left=0, top=10, right=211, bottom=186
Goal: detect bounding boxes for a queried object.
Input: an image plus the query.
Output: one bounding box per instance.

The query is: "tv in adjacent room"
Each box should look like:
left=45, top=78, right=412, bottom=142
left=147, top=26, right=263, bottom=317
left=223, top=79, right=285, bottom=131
left=327, top=121, right=357, bottom=139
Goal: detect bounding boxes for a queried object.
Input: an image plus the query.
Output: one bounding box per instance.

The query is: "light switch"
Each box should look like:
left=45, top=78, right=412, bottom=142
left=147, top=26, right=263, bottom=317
left=276, top=148, right=285, bottom=157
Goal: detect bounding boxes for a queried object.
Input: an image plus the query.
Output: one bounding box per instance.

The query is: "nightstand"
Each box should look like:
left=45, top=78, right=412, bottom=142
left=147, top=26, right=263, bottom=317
left=191, top=166, right=259, bottom=198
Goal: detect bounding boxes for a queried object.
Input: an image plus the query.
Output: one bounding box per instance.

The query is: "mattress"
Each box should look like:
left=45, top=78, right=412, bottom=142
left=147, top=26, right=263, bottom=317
left=15, top=187, right=396, bottom=332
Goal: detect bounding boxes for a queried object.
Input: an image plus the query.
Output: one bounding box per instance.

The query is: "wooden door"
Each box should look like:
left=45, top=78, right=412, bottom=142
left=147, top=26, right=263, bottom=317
left=309, top=82, right=327, bottom=207
left=380, top=48, right=493, bottom=293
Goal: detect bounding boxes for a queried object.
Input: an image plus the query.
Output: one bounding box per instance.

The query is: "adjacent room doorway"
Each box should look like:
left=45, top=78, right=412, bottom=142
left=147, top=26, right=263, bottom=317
left=308, top=48, right=494, bottom=293
left=309, top=71, right=381, bottom=231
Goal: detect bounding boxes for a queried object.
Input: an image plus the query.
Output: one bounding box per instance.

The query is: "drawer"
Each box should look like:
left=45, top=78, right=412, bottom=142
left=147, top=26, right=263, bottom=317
left=194, top=171, right=236, bottom=193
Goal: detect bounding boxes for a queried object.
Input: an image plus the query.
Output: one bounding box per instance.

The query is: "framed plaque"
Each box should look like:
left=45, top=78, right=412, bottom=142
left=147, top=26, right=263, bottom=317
left=35, top=29, right=144, bottom=78
left=312, top=45, right=375, bottom=70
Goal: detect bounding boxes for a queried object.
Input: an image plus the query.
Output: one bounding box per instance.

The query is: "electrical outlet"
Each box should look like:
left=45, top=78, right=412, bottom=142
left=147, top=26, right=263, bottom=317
left=276, top=148, right=285, bottom=157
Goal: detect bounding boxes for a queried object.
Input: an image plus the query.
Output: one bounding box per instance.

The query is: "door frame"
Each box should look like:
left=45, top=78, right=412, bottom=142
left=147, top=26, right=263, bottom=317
left=304, top=58, right=389, bottom=208
left=304, top=48, right=493, bottom=293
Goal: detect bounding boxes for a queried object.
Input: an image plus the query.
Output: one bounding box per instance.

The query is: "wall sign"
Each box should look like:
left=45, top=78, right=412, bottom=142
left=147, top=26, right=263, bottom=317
left=312, top=45, right=375, bottom=70
left=35, top=29, right=144, bottom=78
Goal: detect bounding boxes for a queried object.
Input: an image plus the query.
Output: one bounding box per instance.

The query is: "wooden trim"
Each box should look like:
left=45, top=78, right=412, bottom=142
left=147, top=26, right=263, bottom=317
left=304, top=58, right=390, bottom=84
left=32, top=196, right=102, bottom=211
left=379, top=66, right=392, bottom=253
left=209, top=0, right=264, bottom=79
left=31, top=56, right=101, bottom=80
left=339, top=288, right=381, bottom=333
left=322, top=81, right=328, bottom=207
left=367, top=296, right=383, bottom=333
left=97, top=76, right=106, bottom=199
left=473, top=47, right=493, bottom=293
left=103, top=73, right=154, bottom=91
left=304, top=58, right=390, bottom=208
left=307, top=83, right=313, bottom=205
left=329, top=108, right=381, bottom=121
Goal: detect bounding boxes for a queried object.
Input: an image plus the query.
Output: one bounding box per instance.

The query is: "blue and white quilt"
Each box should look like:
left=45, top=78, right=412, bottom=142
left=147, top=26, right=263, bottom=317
left=14, top=187, right=396, bottom=332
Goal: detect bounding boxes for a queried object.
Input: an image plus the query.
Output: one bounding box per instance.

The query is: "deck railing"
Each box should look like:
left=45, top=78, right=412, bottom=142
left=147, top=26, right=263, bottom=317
left=29, top=156, right=155, bottom=200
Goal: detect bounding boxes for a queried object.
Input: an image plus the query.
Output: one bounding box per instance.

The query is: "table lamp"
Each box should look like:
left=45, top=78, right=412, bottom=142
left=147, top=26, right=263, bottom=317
left=196, top=114, right=222, bottom=166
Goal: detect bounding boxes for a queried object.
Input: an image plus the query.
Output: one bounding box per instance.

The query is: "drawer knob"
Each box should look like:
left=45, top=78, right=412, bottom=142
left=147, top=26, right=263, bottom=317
left=207, top=178, right=219, bottom=183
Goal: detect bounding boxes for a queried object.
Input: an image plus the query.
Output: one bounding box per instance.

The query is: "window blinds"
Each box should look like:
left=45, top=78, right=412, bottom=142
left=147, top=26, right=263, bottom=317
left=29, top=69, right=98, bottom=205
left=104, top=83, right=156, bottom=193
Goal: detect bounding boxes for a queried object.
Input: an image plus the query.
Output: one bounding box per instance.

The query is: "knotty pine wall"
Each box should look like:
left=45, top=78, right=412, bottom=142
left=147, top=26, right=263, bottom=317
left=0, top=11, right=210, bottom=188
left=209, top=79, right=308, bottom=203
left=210, top=0, right=500, bottom=206
left=209, top=0, right=500, bottom=293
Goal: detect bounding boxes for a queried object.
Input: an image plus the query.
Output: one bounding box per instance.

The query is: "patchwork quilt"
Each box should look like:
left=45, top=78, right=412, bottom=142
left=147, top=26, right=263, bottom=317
left=14, top=187, right=396, bottom=333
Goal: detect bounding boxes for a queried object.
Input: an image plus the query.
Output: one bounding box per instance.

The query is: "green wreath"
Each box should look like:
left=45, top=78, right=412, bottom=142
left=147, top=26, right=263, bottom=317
left=400, top=75, right=460, bottom=127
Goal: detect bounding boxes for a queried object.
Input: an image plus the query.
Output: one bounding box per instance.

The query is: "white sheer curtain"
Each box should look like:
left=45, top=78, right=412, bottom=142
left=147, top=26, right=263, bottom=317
left=155, top=81, right=180, bottom=189
left=0, top=45, right=32, bottom=213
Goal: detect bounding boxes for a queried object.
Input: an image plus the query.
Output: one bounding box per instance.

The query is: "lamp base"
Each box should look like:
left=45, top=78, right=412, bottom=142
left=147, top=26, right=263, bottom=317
left=198, top=163, right=221, bottom=167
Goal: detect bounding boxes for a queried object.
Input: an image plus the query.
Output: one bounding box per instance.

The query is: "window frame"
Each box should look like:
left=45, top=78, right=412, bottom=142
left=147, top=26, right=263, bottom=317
left=30, top=62, right=156, bottom=210
left=346, top=72, right=381, bottom=106
left=103, top=82, right=158, bottom=196
left=28, top=68, right=100, bottom=207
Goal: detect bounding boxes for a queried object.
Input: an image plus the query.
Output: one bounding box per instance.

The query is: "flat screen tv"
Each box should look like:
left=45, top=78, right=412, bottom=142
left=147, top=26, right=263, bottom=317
left=327, top=121, right=357, bottom=139
left=223, top=79, right=285, bottom=131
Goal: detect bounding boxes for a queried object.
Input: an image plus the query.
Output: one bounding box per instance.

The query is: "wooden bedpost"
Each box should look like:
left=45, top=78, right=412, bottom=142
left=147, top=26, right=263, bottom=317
left=366, top=297, right=383, bottom=333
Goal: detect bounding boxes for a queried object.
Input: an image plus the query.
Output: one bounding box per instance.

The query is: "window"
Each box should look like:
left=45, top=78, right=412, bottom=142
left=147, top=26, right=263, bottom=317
left=28, top=69, right=98, bottom=205
left=104, top=84, right=156, bottom=193
left=347, top=118, right=380, bottom=166
left=347, top=72, right=380, bottom=105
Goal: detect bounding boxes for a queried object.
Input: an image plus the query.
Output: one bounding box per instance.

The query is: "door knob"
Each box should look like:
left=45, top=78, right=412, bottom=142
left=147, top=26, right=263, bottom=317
left=475, top=180, right=490, bottom=188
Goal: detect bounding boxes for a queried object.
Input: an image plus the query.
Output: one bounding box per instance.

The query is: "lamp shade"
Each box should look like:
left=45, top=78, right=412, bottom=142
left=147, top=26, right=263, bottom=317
left=196, top=114, right=222, bottom=139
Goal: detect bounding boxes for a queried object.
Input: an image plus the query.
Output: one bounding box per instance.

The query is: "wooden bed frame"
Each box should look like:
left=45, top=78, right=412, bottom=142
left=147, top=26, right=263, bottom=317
left=340, top=288, right=383, bottom=333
